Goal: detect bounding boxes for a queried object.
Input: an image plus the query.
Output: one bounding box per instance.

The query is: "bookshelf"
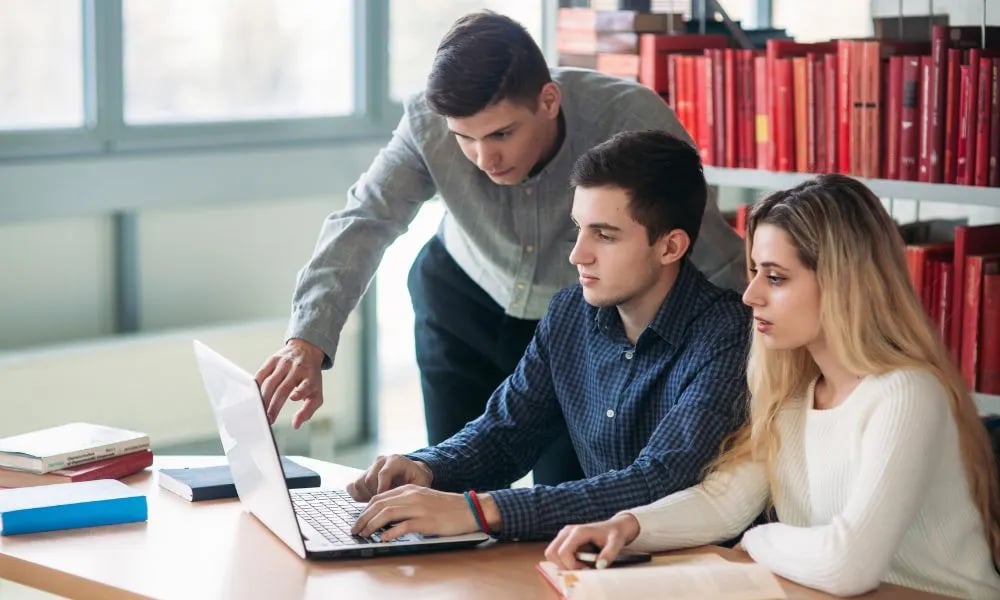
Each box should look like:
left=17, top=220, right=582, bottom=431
left=975, top=394, right=1000, bottom=415
left=704, top=167, right=1000, bottom=208
left=703, top=166, right=1000, bottom=415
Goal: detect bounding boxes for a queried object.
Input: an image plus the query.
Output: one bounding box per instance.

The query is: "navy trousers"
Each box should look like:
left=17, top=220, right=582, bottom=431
left=407, top=236, right=584, bottom=486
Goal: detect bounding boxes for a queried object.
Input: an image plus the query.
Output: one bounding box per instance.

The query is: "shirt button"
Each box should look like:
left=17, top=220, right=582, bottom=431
left=516, top=283, right=526, bottom=290
left=525, top=245, right=534, bottom=253
left=606, top=409, right=615, bottom=418
left=525, top=189, right=533, bottom=196
left=624, top=351, right=634, bottom=360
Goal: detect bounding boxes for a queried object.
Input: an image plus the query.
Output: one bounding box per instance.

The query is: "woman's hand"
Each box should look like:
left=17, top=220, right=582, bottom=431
left=544, top=513, right=641, bottom=570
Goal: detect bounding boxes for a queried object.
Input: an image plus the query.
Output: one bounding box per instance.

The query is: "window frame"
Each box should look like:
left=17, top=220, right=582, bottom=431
left=0, top=0, right=400, bottom=161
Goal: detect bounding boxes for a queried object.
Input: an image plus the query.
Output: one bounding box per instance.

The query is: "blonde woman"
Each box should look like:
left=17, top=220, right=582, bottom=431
left=545, top=174, right=1000, bottom=598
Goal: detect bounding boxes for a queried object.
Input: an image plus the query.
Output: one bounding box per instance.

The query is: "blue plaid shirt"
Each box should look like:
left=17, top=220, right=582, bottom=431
left=407, top=260, right=751, bottom=540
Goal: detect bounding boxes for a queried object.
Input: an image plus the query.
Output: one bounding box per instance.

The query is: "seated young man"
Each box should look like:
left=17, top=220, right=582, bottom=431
left=349, top=131, right=751, bottom=542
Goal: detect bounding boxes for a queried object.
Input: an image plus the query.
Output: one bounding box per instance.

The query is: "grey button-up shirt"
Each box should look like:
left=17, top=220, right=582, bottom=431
left=287, top=68, right=745, bottom=366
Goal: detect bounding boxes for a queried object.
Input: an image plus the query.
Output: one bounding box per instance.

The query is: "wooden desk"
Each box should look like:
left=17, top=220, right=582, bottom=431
left=0, top=456, right=951, bottom=600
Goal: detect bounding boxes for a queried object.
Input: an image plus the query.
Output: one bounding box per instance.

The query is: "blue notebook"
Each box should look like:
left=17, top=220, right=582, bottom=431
left=157, top=457, right=320, bottom=502
left=0, top=479, right=147, bottom=536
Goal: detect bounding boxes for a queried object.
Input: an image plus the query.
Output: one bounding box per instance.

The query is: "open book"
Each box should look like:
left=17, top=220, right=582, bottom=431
left=537, top=552, right=786, bottom=600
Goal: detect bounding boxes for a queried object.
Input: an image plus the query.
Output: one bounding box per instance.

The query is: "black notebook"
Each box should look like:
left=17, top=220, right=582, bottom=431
left=157, top=457, right=321, bottom=502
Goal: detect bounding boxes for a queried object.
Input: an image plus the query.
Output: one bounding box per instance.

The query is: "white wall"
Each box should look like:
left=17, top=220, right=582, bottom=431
left=0, top=216, right=116, bottom=347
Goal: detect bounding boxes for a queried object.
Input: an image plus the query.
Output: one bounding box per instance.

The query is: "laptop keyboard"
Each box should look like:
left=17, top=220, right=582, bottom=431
left=292, top=489, right=405, bottom=546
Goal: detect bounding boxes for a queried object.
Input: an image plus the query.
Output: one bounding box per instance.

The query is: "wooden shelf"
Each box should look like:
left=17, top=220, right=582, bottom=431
left=976, top=394, right=1000, bottom=416
left=704, top=167, right=1000, bottom=208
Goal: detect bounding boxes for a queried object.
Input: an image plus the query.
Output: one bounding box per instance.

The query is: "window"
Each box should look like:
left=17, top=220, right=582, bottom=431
left=388, top=0, right=543, bottom=103
left=0, top=0, right=83, bottom=130
left=122, top=0, right=354, bottom=124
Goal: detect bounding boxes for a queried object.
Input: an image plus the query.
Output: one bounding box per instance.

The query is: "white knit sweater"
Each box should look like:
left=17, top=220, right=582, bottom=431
left=624, top=369, right=1000, bottom=599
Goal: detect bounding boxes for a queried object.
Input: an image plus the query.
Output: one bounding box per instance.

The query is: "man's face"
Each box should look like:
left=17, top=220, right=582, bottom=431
left=446, top=86, right=560, bottom=185
left=569, top=186, right=665, bottom=309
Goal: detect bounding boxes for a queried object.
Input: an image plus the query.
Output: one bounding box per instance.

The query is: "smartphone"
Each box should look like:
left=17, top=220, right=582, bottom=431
left=574, top=544, right=652, bottom=568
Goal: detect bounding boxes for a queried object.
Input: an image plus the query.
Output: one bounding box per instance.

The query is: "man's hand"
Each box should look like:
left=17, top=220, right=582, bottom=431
left=544, top=513, right=641, bottom=570
left=351, top=485, right=480, bottom=541
left=255, top=338, right=326, bottom=429
left=346, top=454, right=433, bottom=502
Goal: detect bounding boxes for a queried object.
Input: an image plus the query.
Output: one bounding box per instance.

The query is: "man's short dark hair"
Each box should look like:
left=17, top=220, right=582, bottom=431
left=425, top=11, right=552, bottom=118
left=570, top=131, right=707, bottom=252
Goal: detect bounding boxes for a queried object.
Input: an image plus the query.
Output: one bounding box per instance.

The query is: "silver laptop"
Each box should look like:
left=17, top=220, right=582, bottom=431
left=192, top=340, right=490, bottom=559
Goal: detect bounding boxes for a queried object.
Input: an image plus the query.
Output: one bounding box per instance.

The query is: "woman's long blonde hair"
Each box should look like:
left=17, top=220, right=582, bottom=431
left=713, top=174, right=1000, bottom=569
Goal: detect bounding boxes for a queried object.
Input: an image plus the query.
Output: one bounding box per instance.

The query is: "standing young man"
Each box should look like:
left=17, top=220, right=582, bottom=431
left=347, top=130, right=750, bottom=541
left=255, top=11, right=744, bottom=485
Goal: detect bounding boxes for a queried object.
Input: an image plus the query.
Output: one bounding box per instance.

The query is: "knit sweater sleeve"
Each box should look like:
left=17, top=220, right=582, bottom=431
left=622, top=458, right=770, bottom=553
left=740, top=370, right=950, bottom=597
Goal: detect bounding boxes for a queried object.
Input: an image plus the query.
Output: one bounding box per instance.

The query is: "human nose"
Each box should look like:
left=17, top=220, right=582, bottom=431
left=569, top=234, right=591, bottom=265
left=476, top=142, right=499, bottom=171
left=742, top=272, right=764, bottom=307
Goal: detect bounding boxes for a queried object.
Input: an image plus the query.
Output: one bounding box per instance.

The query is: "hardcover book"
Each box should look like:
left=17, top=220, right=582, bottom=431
left=0, top=423, right=150, bottom=474
left=158, top=457, right=320, bottom=502
left=0, top=450, right=153, bottom=488
left=0, top=479, right=147, bottom=535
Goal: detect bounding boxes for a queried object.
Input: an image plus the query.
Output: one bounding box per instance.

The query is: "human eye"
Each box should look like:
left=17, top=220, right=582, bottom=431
left=492, top=130, right=511, bottom=140
left=597, top=231, right=614, bottom=242
left=766, top=273, right=785, bottom=286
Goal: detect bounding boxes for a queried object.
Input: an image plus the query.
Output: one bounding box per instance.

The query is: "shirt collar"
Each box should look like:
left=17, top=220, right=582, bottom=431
left=593, top=259, right=710, bottom=346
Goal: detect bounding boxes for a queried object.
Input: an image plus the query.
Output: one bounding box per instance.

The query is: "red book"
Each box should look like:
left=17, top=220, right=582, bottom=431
left=681, top=55, right=697, bottom=141
left=695, top=55, right=714, bottom=165
left=960, top=255, right=1000, bottom=390
left=979, top=272, right=1000, bottom=394
left=0, top=450, right=153, bottom=488
left=899, top=56, right=921, bottom=181
left=990, top=59, right=1000, bottom=187
left=735, top=204, right=751, bottom=239
left=638, top=33, right=729, bottom=93
left=775, top=58, right=795, bottom=172
left=928, top=26, right=948, bottom=182
left=739, top=50, right=757, bottom=168
left=937, top=261, right=953, bottom=344
left=724, top=49, right=737, bottom=168
left=943, top=48, right=963, bottom=183
left=792, top=57, right=809, bottom=173
left=666, top=54, right=679, bottom=107
left=754, top=55, right=771, bottom=170
left=973, top=56, right=992, bottom=186
left=861, top=42, right=883, bottom=178
left=712, top=49, right=727, bottom=169
left=918, top=56, right=934, bottom=182
left=836, top=40, right=854, bottom=173
left=885, top=56, right=903, bottom=180
left=950, top=223, right=1000, bottom=361
left=824, top=54, right=838, bottom=174
left=814, top=55, right=827, bottom=173
left=904, top=242, right=953, bottom=316
left=956, top=64, right=973, bottom=185
left=957, top=50, right=982, bottom=185
left=849, top=41, right=867, bottom=175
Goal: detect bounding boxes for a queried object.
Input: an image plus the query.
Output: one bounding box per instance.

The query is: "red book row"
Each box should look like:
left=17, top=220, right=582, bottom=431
left=634, top=28, right=1000, bottom=187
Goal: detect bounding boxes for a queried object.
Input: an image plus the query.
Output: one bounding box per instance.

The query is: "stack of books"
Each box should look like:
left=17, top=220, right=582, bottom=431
left=556, top=7, right=683, bottom=82
left=0, top=422, right=153, bottom=488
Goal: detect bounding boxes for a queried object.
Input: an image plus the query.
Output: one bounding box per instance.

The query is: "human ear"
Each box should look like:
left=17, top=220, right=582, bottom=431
left=658, top=230, right=690, bottom=265
left=538, top=82, right=561, bottom=118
